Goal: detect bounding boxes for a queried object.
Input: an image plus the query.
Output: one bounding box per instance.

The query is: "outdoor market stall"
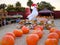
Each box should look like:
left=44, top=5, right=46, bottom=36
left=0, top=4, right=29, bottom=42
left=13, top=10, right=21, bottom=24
left=6, top=15, right=23, bottom=23
left=39, top=8, right=55, bottom=29
left=39, top=8, right=54, bottom=16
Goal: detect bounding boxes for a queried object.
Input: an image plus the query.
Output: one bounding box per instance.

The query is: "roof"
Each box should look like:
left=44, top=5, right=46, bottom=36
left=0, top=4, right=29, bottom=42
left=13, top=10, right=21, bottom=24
left=39, top=8, right=54, bottom=13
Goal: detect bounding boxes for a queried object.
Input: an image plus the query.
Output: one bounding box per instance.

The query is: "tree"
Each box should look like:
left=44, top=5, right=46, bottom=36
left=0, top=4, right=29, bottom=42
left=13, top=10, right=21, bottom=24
left=37, top=1, right=55, bottom=11
left=15, top=2, right=21, bottom=8
left=15, top=7, right=25, bottom=12
left=27, top=0, right=33, bottom=9
left=6, top=5, right=15, bottom=12
left=15, top=1, right=22, bottom=12
left=0, top=4, right=7, bottom=9
left=37, top=2, right=40, bottom=11
left=0, top=4, right=7, bottom=14
left=0, top=4, right=7, bottom=18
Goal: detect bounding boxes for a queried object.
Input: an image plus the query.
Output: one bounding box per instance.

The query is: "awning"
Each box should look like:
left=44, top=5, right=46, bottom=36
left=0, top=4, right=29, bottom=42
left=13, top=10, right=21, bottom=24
left=39, top=8, right=54, bottom=13
left=6, top=15, right=23, bottom=18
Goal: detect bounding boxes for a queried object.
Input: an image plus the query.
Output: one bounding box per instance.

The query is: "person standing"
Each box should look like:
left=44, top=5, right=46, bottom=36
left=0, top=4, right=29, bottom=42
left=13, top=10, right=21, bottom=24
left=4, top=19, right=6, bottom=25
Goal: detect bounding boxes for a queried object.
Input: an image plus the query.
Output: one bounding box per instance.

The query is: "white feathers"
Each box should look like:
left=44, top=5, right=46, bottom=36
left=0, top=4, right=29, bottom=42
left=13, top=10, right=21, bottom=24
left=27, top=7, right=38, bottom=20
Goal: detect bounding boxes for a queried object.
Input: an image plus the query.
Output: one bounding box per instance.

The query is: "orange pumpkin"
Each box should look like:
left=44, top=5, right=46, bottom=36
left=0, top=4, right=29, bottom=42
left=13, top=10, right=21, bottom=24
left=48, top=32, right=59, bottom=41
left=34, top=28, right=41, bottom=31
left=45, top=38, right=58, bottom=45
left=13, top=30, right=23, bottom=37
left=26, top=34, right=39, bottom=45
left=5, top=32, right=15, bottom=39
left=54, top=30, right=60, bottom=38
left=39, top=26, right=44, bottom=30
left=34, top=25, right=43, bottom=31
left=32, top=30, right=43, bottom=39
left=50, top=29, right=60, bottom=38
left=22, top=26, right=29, bottom=34
left=50, top=27, right=56, bottom=33
left=1, top=35, right=14, bottom=45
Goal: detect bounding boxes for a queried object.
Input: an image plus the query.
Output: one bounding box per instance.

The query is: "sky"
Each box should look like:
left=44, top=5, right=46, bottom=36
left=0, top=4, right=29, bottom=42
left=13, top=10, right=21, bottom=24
left=0, top=0, right=60, bottom=10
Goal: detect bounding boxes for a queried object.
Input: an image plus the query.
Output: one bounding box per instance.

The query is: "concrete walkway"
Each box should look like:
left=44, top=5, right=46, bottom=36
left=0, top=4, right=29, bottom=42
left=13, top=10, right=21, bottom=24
left=54, top=19, right=60, bottom=29
left=0, top=19, right=60, bottom=45
left=0, top=23, right=17, bottom=39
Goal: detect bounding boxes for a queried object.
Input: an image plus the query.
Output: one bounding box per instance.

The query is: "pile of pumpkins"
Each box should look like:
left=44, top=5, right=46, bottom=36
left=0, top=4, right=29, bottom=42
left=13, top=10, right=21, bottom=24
left=26, top=25, right=43, bottom=45
left=0, top=25, right=44, bottom=45
left=45, top=27, right=60, bottom=45
left=1, top=25, right=60, bottom=45
left=0, top=26, right=29, bottom=45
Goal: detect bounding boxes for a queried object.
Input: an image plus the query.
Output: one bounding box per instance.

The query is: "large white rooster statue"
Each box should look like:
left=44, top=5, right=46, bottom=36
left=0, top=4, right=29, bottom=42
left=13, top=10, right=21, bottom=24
left=27, top=4, right=38, bottom=21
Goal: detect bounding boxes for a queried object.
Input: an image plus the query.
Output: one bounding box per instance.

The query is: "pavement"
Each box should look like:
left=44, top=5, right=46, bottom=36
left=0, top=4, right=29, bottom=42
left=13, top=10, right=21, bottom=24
left=0, top=19, right=60, bottom=45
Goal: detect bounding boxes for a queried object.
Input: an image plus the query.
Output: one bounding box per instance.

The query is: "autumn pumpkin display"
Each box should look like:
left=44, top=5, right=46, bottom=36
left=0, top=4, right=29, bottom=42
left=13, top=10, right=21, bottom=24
left=53, top=30, right=60, bottom=38
left=46, top=25, right=52, bottom=30
left=13, top=30, right=23, bottom=37
left=49, top=27, right=56, bottom=33
left=21, top=26, right=29, bottom=34
left=26, top=34, right=39, bottom=45
left=49, top=29, right=60, bottom=38
left=1, top=35, right=14, bottom=45
left=34, top=28, right=41, bottom=31
left=32, top=30, right=43, bottom=39
left=38, top=26, right=44, bottom=30
left=34, top=25, right=43, bottom=31
left=5, top=32, right=15, bottom=39
left=48, top=32, right=59, bottom=41
left=45, top=38, right=58, bottom=45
